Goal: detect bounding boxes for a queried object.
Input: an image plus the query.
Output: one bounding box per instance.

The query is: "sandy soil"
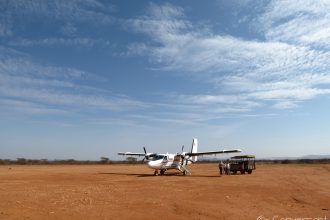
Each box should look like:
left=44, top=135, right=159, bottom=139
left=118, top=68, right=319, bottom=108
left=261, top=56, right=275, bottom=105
left=0, top=164, right=329, bottom=220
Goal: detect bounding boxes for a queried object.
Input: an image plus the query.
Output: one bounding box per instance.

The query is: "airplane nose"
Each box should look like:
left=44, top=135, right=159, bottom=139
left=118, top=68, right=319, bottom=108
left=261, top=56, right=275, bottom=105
left=147, top=161, right=154, bottom=168
left=147, top=160, right=157, bottom=169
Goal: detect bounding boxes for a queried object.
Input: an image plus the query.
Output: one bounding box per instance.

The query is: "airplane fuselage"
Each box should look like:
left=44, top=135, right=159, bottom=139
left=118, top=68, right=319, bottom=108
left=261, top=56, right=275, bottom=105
left=147, top=153, right=192, bottom=175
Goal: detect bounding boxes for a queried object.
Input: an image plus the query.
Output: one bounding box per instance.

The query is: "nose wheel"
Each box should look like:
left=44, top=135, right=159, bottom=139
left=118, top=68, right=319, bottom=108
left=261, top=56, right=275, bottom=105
left=154, top=169, right=166, bottom=176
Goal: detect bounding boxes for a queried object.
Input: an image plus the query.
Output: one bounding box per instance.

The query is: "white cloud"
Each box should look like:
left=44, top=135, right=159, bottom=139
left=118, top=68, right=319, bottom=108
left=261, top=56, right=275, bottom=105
left=0, top=99, right=69, bottom=115
left=2, top=0, right=114, bottom=25
left=0, top=50, right=145, bottom=115
left=127, top=2, right=330, bottom=113
left=8, top=38, right=112, bottom=48
left=0, top=0, right=115, bottom=46
left=0, top=22, right=12, bottom=37
left=257, top=0, right=330, bottom=49
left=273, top=101, right=298, bottom=110
left=0, top=55, right=85, bottom=80
left=250, top=88, right=330, bottom=100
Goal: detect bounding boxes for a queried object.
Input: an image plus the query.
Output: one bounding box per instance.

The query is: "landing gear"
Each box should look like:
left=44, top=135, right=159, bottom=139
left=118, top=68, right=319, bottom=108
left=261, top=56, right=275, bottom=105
left=180, top=165, right=190, bottom=176
left=154, top=169, right=166, bottom=176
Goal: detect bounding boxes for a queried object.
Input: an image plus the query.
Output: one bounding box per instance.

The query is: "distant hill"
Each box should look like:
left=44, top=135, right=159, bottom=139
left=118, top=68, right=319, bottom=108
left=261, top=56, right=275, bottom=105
left=199, top=154, right=330, bottom=161
left=258, top=155, right=330, bottom=160
left=299, top=155, right=330, bottom=159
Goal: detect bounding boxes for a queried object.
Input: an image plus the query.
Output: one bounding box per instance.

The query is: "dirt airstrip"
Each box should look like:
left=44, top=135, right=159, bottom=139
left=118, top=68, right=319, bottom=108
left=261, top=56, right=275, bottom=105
left=0, top=164, right=329, bottom=220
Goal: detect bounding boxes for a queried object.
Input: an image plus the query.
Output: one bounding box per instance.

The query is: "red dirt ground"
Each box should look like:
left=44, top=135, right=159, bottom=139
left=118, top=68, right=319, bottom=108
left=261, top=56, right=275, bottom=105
left=0, top=164, right=329, bottom=220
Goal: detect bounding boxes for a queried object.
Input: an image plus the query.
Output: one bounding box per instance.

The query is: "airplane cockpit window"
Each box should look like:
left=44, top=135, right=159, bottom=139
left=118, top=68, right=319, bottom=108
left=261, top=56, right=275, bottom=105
left=153, top=155, right=165, bottom=160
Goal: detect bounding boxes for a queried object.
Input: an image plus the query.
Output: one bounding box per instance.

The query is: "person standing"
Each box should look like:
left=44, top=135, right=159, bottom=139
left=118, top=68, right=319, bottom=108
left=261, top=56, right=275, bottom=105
left=223, top=162, right=227, bottom=175
left=219, top=161, right=224, bottom=176
left=226, top=162, right=231, bottom=175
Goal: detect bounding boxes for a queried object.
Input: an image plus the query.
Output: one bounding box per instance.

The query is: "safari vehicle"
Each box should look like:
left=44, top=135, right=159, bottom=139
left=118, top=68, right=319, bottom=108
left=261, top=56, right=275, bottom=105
left=229, top=155, right=256, bottom=174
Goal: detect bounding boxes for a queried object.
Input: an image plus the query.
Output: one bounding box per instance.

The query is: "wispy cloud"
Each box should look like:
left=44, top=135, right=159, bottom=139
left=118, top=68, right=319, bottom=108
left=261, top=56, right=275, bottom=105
left=0, top=47, right=86, bottom=79
left=1, top=0, right=115, bottom=26
left=0, top=0, right=115, bottom=46
left=0, top=99, right=69, bottom=115
left=8, top=38, right=113, bottom=48
left=2, top=1, right=330, bottom=124
left=0, top=48, right=145, bottom=116
left=257, top=0, right=330, bottom=49
left=127, top=2, right=330, bottom=111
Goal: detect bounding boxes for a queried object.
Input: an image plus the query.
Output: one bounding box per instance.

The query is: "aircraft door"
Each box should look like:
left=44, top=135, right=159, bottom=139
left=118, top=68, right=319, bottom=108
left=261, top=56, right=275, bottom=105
left=162, top=155, right=168, bottom=167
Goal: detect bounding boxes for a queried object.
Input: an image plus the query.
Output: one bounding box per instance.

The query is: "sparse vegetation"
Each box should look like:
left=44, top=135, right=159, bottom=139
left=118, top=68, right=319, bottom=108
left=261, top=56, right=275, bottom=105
left=197, top=159, right=330, bottom=164
left=0, top=158, right=138, bottom=165
left=126, top=157, right=138, bottom=163
left=0, top=158, right=329, bottom=165
left=256, top=159, right=330, bottom=165
left=100, top=157, right=110, bottom=164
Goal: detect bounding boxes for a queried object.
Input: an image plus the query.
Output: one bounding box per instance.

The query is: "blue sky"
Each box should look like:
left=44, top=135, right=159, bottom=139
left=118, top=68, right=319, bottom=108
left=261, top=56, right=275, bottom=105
left=1, top=0, right=330, bottom=160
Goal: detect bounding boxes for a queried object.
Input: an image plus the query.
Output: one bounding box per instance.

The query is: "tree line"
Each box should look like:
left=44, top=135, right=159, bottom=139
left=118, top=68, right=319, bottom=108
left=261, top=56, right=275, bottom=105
left=0, top=157, right=329, bottom=165
left=0, top=157, right=140, bottom=165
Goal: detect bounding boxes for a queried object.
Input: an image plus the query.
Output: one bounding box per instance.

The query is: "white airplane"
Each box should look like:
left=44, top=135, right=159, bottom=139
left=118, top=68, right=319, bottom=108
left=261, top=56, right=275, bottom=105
left=118, top=138, right=242, bottom=176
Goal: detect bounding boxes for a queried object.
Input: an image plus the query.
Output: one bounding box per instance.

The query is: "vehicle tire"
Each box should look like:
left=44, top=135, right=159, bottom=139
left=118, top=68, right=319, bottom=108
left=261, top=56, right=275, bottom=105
left=240, top=170, right=245, bottom=174
left=154, top=170, right=158, bottom=176
left=248, top=170, right=252, bottom=174
left=233, top=171, right=237, bottom=175
left=160, top=169, right=165, bottom=175
left=183, top=171, right=186, bottom=176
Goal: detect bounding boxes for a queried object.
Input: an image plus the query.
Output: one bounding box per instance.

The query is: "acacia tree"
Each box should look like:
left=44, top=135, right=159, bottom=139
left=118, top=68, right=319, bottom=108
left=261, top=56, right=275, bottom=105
left=126, top=157, right=137, bottom=163
left=100, top=157, right=110, bottom=164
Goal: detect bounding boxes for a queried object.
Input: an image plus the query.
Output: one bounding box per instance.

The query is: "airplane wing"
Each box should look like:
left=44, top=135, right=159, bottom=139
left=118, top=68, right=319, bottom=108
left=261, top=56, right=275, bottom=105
left=186, top=149, right=242, bottom=156
left=118, top=152, right=146, bottom=156
left=117, top=152, right=157, bottom=157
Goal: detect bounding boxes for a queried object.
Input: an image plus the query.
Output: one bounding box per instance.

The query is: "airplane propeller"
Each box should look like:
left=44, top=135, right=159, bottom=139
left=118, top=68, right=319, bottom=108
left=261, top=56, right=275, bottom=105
left=179, top=145, right=194, bottom=166
left=142, top=146, right=148, bottom=163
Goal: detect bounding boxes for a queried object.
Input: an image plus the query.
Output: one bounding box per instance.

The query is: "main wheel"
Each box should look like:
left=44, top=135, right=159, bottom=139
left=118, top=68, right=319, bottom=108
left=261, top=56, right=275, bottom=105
left=154, top=170, right=159, bottom=176
left=160, top=169, right=165, bottom=175
left=183, top=171, right=186, bottom=176
left=248, top=170, right=252, bottom=174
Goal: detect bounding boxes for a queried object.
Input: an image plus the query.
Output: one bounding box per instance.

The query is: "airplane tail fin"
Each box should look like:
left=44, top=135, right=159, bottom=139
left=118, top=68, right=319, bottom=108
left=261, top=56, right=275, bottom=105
left=191, top=138, right=198, bottom=162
